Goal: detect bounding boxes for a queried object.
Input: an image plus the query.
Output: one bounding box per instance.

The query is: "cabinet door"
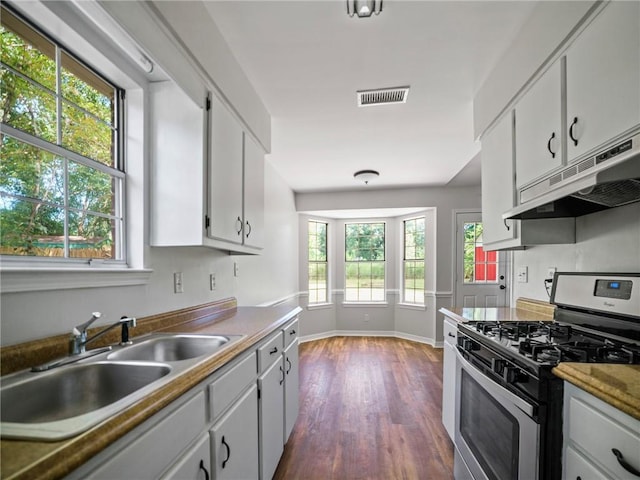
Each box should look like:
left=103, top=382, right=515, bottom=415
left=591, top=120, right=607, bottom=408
left=441, top=338, right=456, bottom=441
left=259, top=357, right=285, bottom=480
left=481, top=112, right=518, bottom=247
left=243, top=133, right=265, bottom=249
left=565, top=1, right=640, bottom=162
left=515, top=61, right=563, bottom=188
left=160, top=434, right=211, bottom=480
left=210, top=385, right=259, bottom=480
left=209, top=95, right=244, bottom=244
left=284, top=340, right=299, bottom=443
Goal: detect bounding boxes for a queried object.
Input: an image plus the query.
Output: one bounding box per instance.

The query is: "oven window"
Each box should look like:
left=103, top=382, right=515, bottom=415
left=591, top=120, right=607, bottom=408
left=460, top=369, right=519, bottom=480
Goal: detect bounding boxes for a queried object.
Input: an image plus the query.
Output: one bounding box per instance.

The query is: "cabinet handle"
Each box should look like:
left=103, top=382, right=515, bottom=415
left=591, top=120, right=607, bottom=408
left=612, top=448, right=640, bottom=477
left=569, top=117, right=579, bottom=146
left=547, top=132, right=556, bottom=158
left=290, top=329, right=296, bottom=336
left=235, top=216, right=242, bottom=236
left=448, top=332, right=455, bottom=338
left=245, top=220, right=252, bottom=238
left=286, top=356, right=292, bottom=374
left=503, top=219, right=511, bottom=231
left=279, top=365, right=285, bottom=385
left=199, top=459, right=210, bottom=480
left=221, top=436, right=231, bottom=469
left=269, top=346, right=279, bottom=355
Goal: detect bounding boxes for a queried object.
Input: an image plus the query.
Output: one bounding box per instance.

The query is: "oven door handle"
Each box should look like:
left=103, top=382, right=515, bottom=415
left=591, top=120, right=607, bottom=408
left=456, top=348, right=535, bottom=417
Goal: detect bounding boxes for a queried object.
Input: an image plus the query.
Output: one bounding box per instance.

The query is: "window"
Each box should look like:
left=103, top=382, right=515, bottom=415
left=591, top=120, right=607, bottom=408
left=345, top=222, right=385, bottom=302
left=403, top=216, right=425, bottom=304
left=463, top=222, right=498, bottom=283
left=0, top=6, right=124, bottom=261
left=308, top=220, right=328, bottom=304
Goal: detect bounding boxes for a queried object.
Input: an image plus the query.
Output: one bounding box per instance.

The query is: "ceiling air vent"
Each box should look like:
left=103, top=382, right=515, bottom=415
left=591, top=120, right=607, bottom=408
left=357, top=86, right=409, bottom=107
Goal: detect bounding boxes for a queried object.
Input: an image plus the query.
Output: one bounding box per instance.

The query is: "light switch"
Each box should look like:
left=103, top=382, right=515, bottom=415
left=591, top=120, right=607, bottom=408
left=517, top=266, right=528, bottom=283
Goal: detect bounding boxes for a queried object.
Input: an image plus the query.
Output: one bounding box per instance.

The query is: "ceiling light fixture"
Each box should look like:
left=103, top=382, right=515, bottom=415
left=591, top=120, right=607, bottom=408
left=347, top=0, right=383, bottom=18
left=354, top=170, right=380, bottom=185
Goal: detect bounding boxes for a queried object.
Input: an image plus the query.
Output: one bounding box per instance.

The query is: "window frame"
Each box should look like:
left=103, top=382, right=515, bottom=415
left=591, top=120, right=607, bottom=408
left=1, top=3, right=126, bottom=266
left=401, top=215, right=426, bottom=305
left=343, top=221, right=386, bottom=304
left=307, top=220, right=329, bottom=306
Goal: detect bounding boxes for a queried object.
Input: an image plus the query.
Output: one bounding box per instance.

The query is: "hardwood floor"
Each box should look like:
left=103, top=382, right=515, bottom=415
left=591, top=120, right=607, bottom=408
left=274, top=337, right=454, bottom=480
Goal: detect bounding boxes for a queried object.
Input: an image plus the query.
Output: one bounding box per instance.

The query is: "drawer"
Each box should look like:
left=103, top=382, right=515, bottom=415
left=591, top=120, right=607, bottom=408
left=444, top=318, right=457, bottom=347
left=160, top=434, right=210, bottom=480
left=209, top=352, right=256, bottom=421
left=568, top=394, right=640, bottom=479
left=258, top=332, right=284, bottom=373
left=284, top=319, right=299, bottom=348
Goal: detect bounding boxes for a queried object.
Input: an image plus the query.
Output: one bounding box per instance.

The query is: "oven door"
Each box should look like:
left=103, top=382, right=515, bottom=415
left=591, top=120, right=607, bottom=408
left=454, top=349, right=540, bottom=480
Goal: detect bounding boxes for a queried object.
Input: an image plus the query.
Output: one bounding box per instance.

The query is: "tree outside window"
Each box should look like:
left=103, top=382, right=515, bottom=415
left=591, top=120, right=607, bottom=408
left=345, top=222, right=385, bottom=302
left=308, top=221, right=328, bottom=304
left=0, top=6, right=124, bottom=260
left=403, top=217, right=425, bottom=304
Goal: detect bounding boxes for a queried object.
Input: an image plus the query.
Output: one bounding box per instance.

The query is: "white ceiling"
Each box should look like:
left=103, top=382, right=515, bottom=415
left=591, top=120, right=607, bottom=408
left=204, top=0, right=537, bottom=193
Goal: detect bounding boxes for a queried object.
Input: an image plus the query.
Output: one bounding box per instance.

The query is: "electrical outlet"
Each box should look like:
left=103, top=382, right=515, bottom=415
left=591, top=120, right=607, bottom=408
left=517, top=266, right=528, bottom=283
left=233, top=262, right=239, bottom=277
left=173, top=272, right=183, bottom=293
left=364, top=313, right=369, bottom=323
left=546, top=267, right=557, bottom=279
left=210, top=273, right=216, bottom=291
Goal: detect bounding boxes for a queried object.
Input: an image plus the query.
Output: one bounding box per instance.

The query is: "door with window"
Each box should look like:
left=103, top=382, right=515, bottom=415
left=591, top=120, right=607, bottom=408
left=455, top=212, right=507, bottom=308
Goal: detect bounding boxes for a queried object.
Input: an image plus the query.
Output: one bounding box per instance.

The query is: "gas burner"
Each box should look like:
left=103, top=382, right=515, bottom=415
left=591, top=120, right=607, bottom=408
left=597, top=342, right=640, bottom=364
left=543, top=324, right=573, bottom=340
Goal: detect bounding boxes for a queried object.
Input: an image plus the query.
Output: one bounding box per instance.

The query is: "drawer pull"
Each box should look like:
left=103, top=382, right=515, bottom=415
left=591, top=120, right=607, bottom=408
left=286, top=357, right=292, bottom=374
left=221, top=436, right=231, bottom=469
left=279, top=365, right=285, bottom=385
left=269, top=347, right=279, bottom=355
left=569, top=117, right=579, bottom=146
left=448, top=332, right=455, bottom=338
left=290, top=329, right=296, bottom=335
left=199, top=459, right=210, bottom=480
left=612, top=448, right=640, bottom=477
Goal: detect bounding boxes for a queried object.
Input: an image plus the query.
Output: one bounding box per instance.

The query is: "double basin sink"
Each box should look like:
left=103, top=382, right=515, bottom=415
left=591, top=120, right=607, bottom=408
left=0, top=333, right=243, bottom=441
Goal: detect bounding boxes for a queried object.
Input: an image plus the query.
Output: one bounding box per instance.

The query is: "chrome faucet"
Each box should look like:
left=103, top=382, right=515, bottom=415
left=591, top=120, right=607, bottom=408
left=69, top=313, right=137, bottom=355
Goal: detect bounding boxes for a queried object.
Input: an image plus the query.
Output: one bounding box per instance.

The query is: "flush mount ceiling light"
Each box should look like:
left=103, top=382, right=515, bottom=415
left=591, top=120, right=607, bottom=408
left=347, top=0, right=383, bottom=18
left=354, top=170, right=380, bottom=185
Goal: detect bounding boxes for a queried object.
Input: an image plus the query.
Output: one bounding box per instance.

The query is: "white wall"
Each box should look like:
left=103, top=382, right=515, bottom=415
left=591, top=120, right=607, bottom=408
left=512, top=202, right=640, bottom=302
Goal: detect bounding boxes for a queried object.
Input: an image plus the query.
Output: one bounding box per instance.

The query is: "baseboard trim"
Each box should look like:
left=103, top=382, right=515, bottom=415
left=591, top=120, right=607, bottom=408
left=299, top=330, right=442, bottom=348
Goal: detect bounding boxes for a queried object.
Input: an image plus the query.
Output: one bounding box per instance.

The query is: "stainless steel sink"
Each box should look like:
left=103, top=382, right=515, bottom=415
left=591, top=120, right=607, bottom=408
left=0, top=361, right=171, bottom=440
left=107, top=334, right=238, bottom=362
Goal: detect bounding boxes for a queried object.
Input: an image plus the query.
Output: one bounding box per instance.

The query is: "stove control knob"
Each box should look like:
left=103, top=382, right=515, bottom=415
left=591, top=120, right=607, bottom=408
left=504, top=366, right=527, bottom=384
left=491, top=359, right=506, bottom=375
left=461, top=338, right=478, bottom=351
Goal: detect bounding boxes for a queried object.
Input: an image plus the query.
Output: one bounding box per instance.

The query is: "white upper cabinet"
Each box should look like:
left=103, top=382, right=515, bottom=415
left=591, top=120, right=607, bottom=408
left=208, top=95, right=244, bottom=245
left=515, top=61, right=564, bottom=188
left=565, top=1, right=640, bottom=162
left=243, top=133, right=265, bottom=250
left=481, top=112, right=518, bottom=248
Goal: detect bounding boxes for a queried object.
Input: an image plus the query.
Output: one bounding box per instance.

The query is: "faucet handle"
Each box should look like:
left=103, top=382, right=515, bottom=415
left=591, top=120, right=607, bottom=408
left=73, top=312, right=102, bottom=336
left=120, top=316, right=137, bottom=345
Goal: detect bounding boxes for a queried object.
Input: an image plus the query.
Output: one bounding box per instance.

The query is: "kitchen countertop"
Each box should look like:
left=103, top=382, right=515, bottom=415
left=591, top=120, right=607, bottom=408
left=553, top=363, right=640, bottom=420
left=0, top=301, right=302, bottom=480
left=439, top=297, right=556, bottom=323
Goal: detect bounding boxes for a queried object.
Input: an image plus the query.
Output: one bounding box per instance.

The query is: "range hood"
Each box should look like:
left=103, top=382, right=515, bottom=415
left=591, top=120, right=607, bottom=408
left=503, top=132, right=640, bottom=220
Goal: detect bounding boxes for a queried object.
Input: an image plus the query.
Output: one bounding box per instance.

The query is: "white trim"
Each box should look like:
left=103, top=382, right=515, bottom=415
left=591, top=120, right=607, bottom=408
left=396, top=303, right=426, bottom=311
left=257, top=291, right=302, bottom=307
left=341, top=302, right=389, bottom=308
left=306, top=303, right=334, bottom=311
left=299, top=330, right=441, bottom=348
left=1, top=268, right=153, bottom=293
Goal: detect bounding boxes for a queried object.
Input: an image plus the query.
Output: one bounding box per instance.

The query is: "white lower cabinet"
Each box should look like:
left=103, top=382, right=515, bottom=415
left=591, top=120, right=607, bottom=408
left=259, top=356, right=285, bottom=480
left=284, top=339, right=299, bottom=443
left=563, top=382, right=640, bottom=480
left=441, top=317, right=457, bottom=441
left=210, top=385, right=260, bottom=480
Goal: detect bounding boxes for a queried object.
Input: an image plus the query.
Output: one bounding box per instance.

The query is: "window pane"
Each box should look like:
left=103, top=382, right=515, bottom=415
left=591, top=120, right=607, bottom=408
left=62, top=103, right=114, bottom=166
left=1, top=69, right=57, bottom=143
left=0, top=196, right=64, bottom=256
left=0, top=135, right=64, bottom=205
left=68, top=161, right=115, bottom=216
left=68, top=213, right=116, bottom=259
left=1, top=11, right=56, bottom=91
left=61, top=51, right=114, bottom=125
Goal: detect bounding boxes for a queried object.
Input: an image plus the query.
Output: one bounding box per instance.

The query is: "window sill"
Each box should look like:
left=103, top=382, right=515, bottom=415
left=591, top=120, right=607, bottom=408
left=306, top=303, right=333, bottom=311
left=0, top=267, right=153, bottom=293
left=341, top=302, right=389, bottom=308
left=397, top=303, right=426, bottom=311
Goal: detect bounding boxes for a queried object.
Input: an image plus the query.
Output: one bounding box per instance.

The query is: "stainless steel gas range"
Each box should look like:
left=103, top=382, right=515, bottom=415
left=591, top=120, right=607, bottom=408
left=453, top=273, right=640, bottom=480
